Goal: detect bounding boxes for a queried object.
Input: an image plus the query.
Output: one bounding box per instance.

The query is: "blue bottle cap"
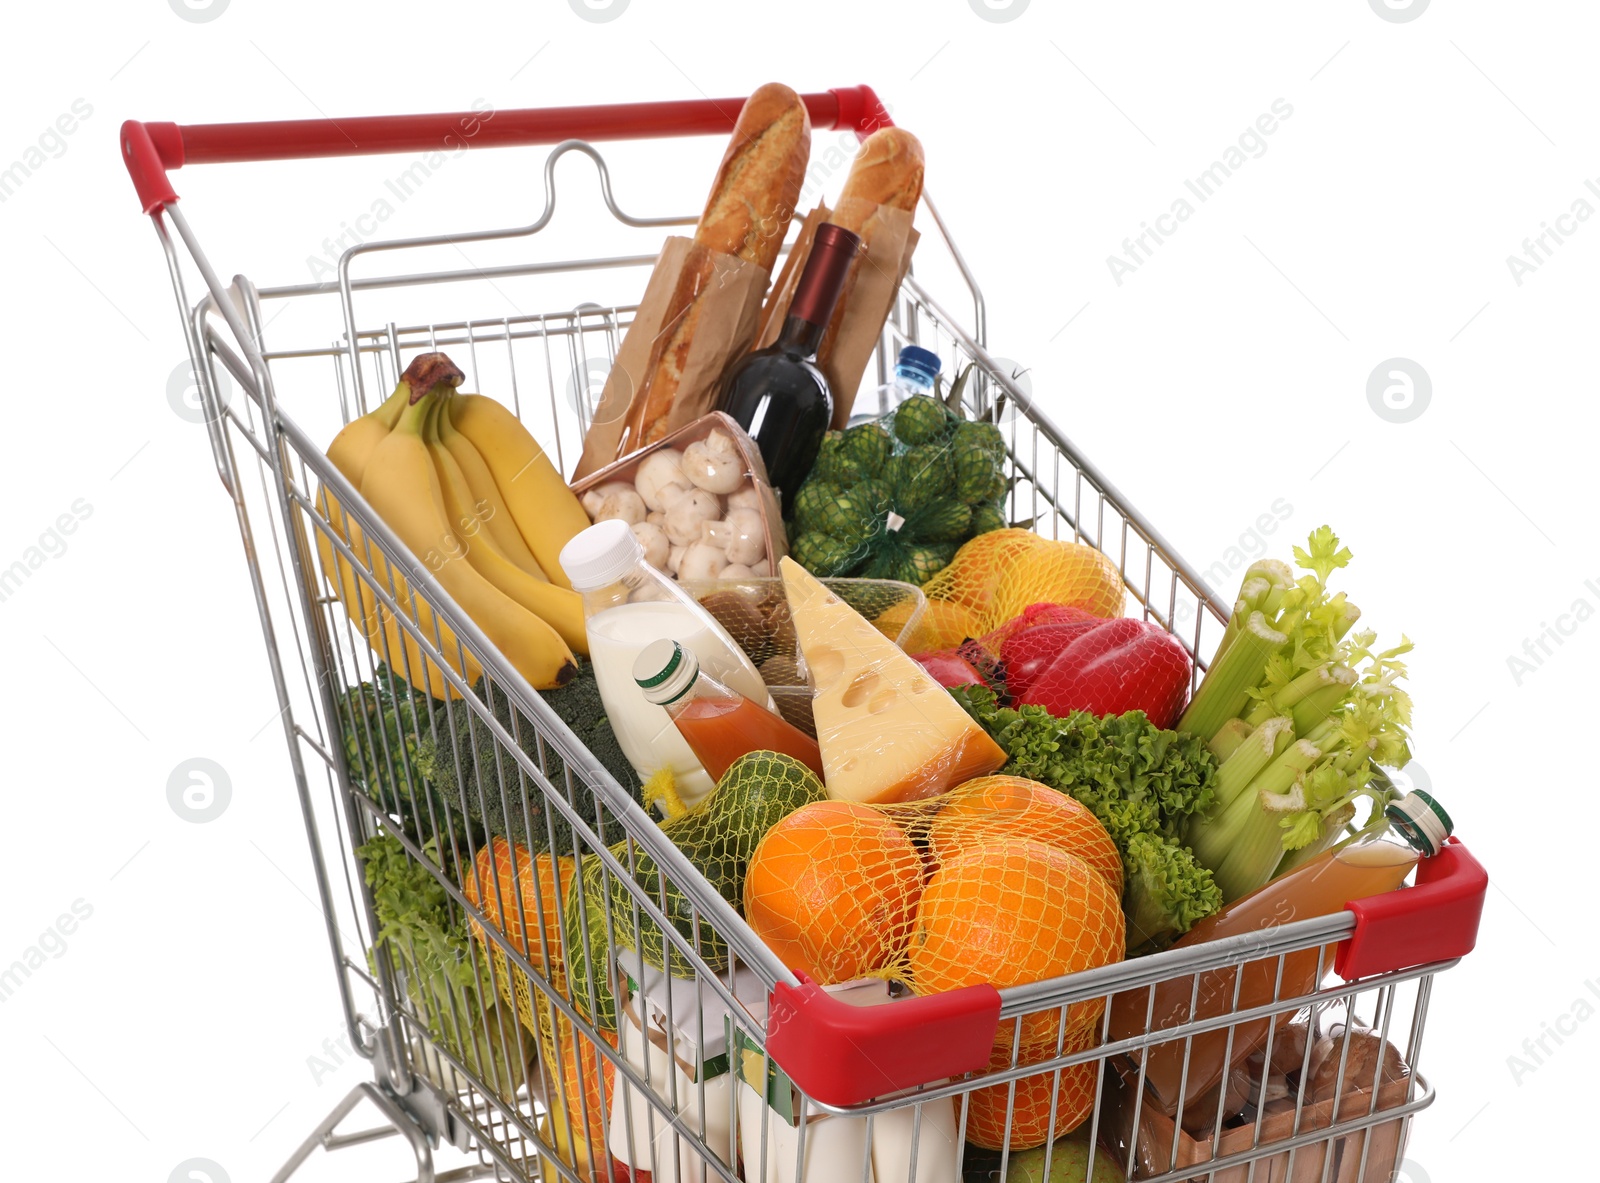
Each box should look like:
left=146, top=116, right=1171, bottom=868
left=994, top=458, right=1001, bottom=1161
left=896, top=345, right=941, bottom=386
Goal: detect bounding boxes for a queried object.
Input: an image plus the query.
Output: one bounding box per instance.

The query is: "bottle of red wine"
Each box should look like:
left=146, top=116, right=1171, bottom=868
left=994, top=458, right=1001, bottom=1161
left=715, top=222, right=861, bottom=505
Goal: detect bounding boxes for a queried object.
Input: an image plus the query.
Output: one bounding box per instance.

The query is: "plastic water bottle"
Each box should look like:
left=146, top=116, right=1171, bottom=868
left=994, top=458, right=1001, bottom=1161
left=848, top=345, right=941, bottom=426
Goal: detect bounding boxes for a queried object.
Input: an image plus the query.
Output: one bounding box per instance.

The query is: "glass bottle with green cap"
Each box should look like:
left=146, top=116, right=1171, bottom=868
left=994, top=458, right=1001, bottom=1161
left=633, top=638, right=824, bottom=785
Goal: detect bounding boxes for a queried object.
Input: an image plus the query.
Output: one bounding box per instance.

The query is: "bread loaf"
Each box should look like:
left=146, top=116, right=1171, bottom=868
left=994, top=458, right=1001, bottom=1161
left=694, top=83, right=812, bottom=269
left=834, top=126, right=925, bottom=213
left=818, top=128, right=924, bottom=424
left=618, top=84, right=811, bottom=452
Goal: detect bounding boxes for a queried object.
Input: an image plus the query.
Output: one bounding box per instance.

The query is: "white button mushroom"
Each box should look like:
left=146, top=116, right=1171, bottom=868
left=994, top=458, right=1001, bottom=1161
left=678, top=541, right=729, bottom=582
left=725, top=482, right=763, bottom=514
left=594, top=487, right=647, bottom=527
left=646, top=510, right=666, bottom=527
left=631, top=521, right=670, bottom=571
left=664, top=488, right=723, bottom=547
left=749, top=559, right=772, bottom=578
left=719, top=563, right=756, bottom=580
left=681, top=431, right=747, bottom=495
left=635, top=448, right=691, bottom=512
left=581, top=480, right=637, bottom=519
left=719, top=507, right=767, bottom=567
left=666, top=545, right=687, bottom=576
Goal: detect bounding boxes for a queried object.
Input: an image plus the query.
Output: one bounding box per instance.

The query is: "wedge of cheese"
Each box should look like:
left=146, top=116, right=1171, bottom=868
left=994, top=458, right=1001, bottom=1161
left=780, top=557, right=1007, bottom=803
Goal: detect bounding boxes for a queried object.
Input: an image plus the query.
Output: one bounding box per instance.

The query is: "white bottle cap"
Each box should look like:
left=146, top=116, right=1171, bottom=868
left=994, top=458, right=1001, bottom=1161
left=559, top=519, right=643, bottom=591
left=633, top=639, right=702, bottom=705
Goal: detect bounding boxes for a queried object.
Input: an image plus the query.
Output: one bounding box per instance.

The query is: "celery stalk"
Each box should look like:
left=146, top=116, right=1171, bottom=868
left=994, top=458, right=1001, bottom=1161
left=1179, top=612, right=1288, bottom=740
left=1213, top=717, right=1294, bottom=807
left=1188, top=738, right=1321, bottom=892
left=1208, top=717, right=1256, bottom=762
left=1291, top=681, right=1355, bottom=736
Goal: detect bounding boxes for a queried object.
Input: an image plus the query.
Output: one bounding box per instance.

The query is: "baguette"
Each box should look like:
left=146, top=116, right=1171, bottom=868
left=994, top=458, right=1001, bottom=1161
left=819, top=128, right=924, bottom=382
left=619, top=84, right=811, bottom=452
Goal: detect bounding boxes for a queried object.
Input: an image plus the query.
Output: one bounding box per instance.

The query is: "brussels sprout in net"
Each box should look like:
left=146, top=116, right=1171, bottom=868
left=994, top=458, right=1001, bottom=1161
left=893, top=393, right=957, bottom=445
left=813, top=485, right=885, bottom=548
left=792, top=531, right=858, bottom=576
left=956, top=419, right=1007, bottom=459
left=894, top=541, right=959, bottom=585
left=791, top=479, right=842, bottom=535
left=892, top=443, right=957, bottom=515
left=906, top=500, right=972, bottom=544
left=784, top=364, right=1014, bottom=585
left=953, top=440, right=1004, bottom=505
left=970, top=501, right=1008, bottom=536
left=810, top=431, right=848, bottom=485
left=836, top=421, right=894, bottom=481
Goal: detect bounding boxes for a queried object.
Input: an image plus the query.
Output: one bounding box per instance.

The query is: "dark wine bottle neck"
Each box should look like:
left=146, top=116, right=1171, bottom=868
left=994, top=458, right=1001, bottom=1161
left=775, top=314, right=826, bottom=358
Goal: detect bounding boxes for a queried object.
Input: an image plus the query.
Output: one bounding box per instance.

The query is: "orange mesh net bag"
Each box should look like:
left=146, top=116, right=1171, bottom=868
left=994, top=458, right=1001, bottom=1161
left=742, top=774, right=1128, bottom=1151
left=464, top=839, right=617, bottom=1172
left=916, top=529, right=1125, bottom=649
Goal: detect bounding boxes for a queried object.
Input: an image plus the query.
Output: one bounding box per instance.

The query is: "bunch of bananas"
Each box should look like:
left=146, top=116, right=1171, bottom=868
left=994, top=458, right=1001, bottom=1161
left=315, top=352, right=592, bottom=697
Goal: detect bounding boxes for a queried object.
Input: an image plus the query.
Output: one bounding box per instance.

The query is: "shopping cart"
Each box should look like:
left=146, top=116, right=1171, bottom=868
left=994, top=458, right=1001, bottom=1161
left=123, top=86, right=1486, bottom=1183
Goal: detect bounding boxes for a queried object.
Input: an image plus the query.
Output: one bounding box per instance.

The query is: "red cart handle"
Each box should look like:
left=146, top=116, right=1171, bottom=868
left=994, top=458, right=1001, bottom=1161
left=765, top=973, right=1001, bottom=1108
left=1336, top=836, right=1487, bottom=980
left=120, top=85, right=893, bottom=216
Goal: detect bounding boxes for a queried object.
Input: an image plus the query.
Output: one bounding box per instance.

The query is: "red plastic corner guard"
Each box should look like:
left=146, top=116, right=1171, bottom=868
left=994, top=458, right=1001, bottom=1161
left=765, top=974, right=1000, bottom=1108
left=120, top=85, right=891, bottom=216
left=1336, top=837, right=1487, bottom=980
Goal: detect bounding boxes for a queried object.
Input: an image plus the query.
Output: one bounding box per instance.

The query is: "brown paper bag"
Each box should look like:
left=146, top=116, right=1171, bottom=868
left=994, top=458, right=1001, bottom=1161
left=573, top=236, right=768, bottom=480
left=755, top=203, right=920, bottom=430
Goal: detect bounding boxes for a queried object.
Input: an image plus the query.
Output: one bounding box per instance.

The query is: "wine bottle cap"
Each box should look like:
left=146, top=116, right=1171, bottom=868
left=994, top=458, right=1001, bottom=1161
left=633, top=639, right=701, bottom=705
left=896, top=345, right=941, bottom=387
left=1385, top=788, right=1453, bottom=857
left=789, top=223, right=862, bottom=328
left=559, top=519, right=643, bottom=591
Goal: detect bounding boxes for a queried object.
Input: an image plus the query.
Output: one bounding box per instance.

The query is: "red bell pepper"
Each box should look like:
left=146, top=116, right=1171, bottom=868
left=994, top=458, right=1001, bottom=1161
left=1013, top=615, right=1192, bottom=728
left=916, top=651, right=987, bottom=689
left=1001, top=618, right=1102, bottom=699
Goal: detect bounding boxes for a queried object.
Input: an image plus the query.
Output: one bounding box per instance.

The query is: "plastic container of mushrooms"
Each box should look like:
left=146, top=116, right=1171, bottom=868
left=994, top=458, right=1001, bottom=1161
left=570, top=412, right=789, bottom=584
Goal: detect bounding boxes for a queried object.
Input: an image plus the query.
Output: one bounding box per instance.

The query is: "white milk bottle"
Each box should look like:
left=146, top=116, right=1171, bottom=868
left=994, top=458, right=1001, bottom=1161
left=559, top=520, right=773, bottom=807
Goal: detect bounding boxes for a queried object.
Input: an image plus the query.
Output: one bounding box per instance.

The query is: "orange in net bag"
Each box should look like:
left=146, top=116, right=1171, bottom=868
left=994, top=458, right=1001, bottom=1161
left=743, top=776, right=1126, bottom=1040
left=964, top=1025, right=1102, bottom=1151
left=920, top=528, right=1126, bottom=638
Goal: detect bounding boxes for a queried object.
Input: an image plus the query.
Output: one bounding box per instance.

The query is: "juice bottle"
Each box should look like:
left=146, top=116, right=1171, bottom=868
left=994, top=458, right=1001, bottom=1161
left=1109, top=790, right=1453, bottom=1116
left=633, top=639, right=825, bottom=784
left=559, top=521, right=774, bottom=806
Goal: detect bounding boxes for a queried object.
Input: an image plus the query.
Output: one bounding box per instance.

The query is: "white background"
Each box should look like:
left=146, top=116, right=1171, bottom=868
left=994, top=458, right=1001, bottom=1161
left=1, top=1, right=1593, bottom=1181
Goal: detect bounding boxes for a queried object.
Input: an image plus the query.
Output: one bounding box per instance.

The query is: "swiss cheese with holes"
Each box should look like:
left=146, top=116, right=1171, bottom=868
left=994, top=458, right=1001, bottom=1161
left=780, top=557, right=1007, bottom=803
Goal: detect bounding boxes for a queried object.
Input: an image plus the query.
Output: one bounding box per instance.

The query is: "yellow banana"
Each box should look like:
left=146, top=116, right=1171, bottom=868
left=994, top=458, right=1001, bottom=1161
left=433, top=397, right=549, bottom=580
left=362, top=391, right=578, bottom=690
left=344, top=509, right=484, bottom=700
left=423, top=399, right=588, bottom=655
left=449, top=393, right=591, bottom=590
left=316, top=353, right=484, bottom=699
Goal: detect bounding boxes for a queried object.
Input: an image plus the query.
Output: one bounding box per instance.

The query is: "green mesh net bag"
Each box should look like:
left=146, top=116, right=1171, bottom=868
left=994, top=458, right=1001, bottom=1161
left=788, top=382, right=1009, bottom=588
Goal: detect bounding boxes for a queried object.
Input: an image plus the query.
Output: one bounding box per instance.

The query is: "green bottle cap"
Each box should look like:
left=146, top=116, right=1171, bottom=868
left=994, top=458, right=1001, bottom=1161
left=1385, top=788, right=1453, bottom=857
left=633, top=639, right=701, bottom=705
